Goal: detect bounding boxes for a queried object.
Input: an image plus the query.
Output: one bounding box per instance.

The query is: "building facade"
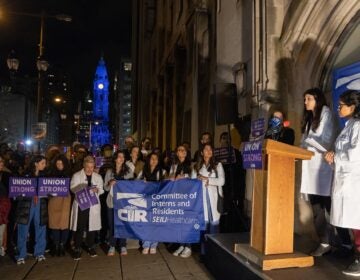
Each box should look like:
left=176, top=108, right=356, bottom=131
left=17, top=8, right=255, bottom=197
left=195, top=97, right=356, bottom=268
left=132, top=0, right=360, bottom=235
left=90, top=57, right=111, bottom=153
left=113, top=59, right=133, bottom=148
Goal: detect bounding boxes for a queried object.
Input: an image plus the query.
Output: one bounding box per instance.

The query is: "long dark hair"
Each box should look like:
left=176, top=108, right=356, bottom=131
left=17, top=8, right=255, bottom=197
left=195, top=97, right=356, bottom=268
left=194, top=143, right=218, bottom=176
left=26, top=155, right=46, bottom=177
left=301, top=88, right=327, bottom=134
left=142, top=152, right=163, bottom=181
left=112, top=150, right=130, bottom=179
left=49, top=154, right=71, bottom=177
left=174, top=144, right=192, bottom=176
left=339, top=90, right=360, bottom=119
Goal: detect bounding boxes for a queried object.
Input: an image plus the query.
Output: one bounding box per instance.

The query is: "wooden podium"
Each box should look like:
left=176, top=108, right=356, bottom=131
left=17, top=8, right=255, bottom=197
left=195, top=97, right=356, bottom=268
left=234, top=139, right=314, bottom=270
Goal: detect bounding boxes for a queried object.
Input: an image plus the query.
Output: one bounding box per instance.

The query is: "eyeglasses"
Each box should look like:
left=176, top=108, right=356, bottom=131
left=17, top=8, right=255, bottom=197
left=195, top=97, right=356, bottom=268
left=338, top=103, right=347, bottom=109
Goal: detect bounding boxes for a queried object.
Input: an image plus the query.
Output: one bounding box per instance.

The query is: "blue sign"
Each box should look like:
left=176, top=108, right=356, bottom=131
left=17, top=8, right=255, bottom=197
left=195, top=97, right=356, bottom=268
left=9, top=177, right=37, bottom=197
left=242, top=140, right=263, bottom=169
left=113, top=179, right=205, bottom=243
left=333, top=61, right=360, bottom=128
left=251, top=118, right=265, bottom=138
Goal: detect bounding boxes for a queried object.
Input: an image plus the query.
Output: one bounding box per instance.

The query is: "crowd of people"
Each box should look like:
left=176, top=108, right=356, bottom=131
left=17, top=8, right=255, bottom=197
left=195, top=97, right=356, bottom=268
left=0, top=134, right=227, bottom=264
left=0, top=88, right=360, bottom=277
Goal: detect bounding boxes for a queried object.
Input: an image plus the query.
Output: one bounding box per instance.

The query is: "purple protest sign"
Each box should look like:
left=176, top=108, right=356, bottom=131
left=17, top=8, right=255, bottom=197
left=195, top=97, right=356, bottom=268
left=75, top=187, right=99, bottom=211
left=214, top=147, right=236, bottom=165
left=9, top=177, right=37, bottom=197
left=242, top=140, right=263, bottom=169
left=251, top=118, right=265, bottom=138
left=88, top=188, right=99, bottom=205
left=38, top=178, right=70, bottom=197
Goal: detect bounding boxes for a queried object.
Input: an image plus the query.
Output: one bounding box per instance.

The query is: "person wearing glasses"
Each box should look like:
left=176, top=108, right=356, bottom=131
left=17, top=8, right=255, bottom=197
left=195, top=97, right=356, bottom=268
left=325, top=90, right=360, bottom=277
left=300, top=88, right=351, bottom=257
left=169, top=144, right=193, bottom=258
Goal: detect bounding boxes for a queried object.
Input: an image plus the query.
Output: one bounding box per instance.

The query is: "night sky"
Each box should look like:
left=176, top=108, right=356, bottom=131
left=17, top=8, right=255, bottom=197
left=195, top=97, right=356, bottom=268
left=0, top=0, right=132, bottom=108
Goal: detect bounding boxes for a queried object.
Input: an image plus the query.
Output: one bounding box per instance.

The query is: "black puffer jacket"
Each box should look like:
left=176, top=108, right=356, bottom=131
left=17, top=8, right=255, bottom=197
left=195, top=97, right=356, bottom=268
left=15, top=174, right=48, bottom=226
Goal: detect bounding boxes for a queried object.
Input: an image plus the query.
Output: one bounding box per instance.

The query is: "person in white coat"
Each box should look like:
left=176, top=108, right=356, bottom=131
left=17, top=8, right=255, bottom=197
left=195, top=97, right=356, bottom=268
left=325, top=90, right=360, bottom=277
left=104, top=150, right=134, bottom=256
left=70, top=156, right=104, bottom=260
left=191, top=143, right=225, bottom=255
left=169, top=144, right=193, bottom=258
left=300, top=88, right=351, bottom=257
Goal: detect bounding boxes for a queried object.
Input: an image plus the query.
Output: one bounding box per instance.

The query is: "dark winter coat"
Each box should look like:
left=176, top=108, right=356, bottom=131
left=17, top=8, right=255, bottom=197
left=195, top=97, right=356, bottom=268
left=15, top=173, right=48, bottom=226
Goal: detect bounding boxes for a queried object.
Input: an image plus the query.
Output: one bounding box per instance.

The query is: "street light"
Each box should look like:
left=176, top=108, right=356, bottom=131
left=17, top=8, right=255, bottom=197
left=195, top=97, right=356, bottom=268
left=5, top=50, right=29, bottom=141
left=5, top=10, right=72, bottom=123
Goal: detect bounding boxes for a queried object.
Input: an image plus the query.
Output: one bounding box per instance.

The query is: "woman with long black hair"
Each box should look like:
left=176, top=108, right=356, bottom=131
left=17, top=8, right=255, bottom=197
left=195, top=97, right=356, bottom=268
left=47, top=154, right=71, bottom=257
left=192, top=143, right=225, bottom=257
left=169, top=144, right=193, bottom=258
left=138, top=152, right=166, bottom=254
left=300, top=88, right=351, bottom=257
left=104, top=150, right=133, bottom=256
left=15, top=155, right=47, bottom=264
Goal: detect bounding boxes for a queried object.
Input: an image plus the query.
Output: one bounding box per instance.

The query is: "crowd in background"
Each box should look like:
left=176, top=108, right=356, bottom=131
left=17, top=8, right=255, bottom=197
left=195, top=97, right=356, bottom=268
left=1, top=88, right=360, bottom=276
left=0, top=132, right=236, bottom=264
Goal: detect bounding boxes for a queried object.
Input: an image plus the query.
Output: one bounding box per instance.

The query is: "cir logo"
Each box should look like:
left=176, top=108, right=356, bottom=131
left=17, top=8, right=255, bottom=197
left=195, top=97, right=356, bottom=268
left=194, top=223, right=200, bottom=230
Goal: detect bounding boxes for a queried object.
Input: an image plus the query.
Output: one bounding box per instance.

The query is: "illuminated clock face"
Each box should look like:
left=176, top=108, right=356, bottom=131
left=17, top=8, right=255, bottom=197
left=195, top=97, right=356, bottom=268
left=98, top=83, right=104, bottom=89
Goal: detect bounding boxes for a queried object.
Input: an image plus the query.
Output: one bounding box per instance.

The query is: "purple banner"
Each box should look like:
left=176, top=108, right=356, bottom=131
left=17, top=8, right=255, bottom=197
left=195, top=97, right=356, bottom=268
left=75, top=187, right=99, bottom=211
left=95, top=157, right=104, bottom=168
left=38, top=178, right=70, bottom=197
left=242, top=140, right=263, bottom=169
left=9, top=177, right=37, bottom=198
left=251, top=118, right=265, bottom=138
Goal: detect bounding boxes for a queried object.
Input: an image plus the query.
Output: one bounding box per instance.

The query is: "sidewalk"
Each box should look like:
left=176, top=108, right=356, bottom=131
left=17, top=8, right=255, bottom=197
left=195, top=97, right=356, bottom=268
left=0, top=244, right=213, bottom=280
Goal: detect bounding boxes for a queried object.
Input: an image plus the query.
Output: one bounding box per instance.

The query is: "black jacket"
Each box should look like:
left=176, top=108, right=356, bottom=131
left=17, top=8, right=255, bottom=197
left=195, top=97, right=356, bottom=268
left=15, top=174, right=48, bottom=226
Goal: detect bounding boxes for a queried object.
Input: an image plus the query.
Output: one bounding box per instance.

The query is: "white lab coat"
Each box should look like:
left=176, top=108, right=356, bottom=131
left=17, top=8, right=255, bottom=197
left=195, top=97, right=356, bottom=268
left=104, top=169, right=134, bottom=208
left=330, top=118, right=360, bottom=229
left=191, top=163, right=225, bottom=223
left=69, top=169, right=104, bottom=231
left=300, top=106, right=336, bottom=196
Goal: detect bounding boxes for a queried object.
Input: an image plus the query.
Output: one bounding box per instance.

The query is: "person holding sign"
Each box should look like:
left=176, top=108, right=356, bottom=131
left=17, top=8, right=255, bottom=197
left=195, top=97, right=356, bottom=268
left=69, top=156, right=104, bottom=260
left=192, top=143, right=225, bottom=255
left=47, top=154, right=71, bottom=257
left=104, top=150, right=134, bottom=256
left=324, top=90, right=360, bottom=276
left=138, top=152, right=166, bottom=254
left=169, top=144, right=193, bottom=258
left=0, top=155, right=11, bottom=257
left=15, top=155, right=47, bottom=265
left=300, top=88, right=351, bottom=257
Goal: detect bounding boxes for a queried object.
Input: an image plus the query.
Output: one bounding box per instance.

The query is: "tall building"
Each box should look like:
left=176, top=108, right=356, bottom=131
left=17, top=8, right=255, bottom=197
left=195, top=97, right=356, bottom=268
left=90, top=57, right=111, bottom=153
left=113, top=59, right=132, bottom=147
